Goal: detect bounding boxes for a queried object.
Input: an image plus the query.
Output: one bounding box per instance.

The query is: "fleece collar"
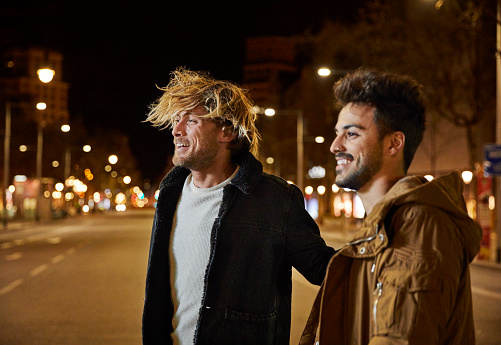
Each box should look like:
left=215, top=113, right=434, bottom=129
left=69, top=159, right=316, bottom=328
left=159, top=151, right=263, bottom=195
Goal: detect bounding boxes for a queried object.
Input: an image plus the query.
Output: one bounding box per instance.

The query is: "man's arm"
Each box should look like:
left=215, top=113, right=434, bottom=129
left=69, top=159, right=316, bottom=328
left=286, top=187, right=336, bottom=285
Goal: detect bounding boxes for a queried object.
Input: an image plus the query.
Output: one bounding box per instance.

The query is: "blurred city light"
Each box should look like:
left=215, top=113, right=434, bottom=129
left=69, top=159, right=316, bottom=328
left=317, top=67, right=331, bottom=77
left=83, top=145, right=92, bottom=152
left=14, top=175, right=27, bottom=182
left=115, top=192, right=126, bottom=205
left=108, top=155, right=118, bottom=164
left=305, top=186, right=314, bottom=195
left=353, top=194, right=365, bottom=219
left=37, top=68, right=55, bottom=83
left=332, top=184, right=340, bottom=193
left=315, top=136, right=325, bottom=144
left=462, top=170, right=473, bottom=184
left=308, top=166, right=326, bottom=179
left=123, top=176, right=131, bottom=184
left=61, top=124, right=70, bottom=132
left=264, top=108, right=275, bottom=116
left=266, top=157, right=274, bottom=164
left=424, top=175, right=434, bottom=181
left=19, top=145, right=27, bottom=152
left=317, top=185, right=326, bottom=195
left=36, top=102, right=47, bottom=110
left=55, top=182, right=64, bottom=191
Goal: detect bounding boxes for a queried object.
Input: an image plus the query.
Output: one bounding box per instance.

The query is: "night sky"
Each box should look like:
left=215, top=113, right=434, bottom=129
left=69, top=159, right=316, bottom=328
left=1, top=0, right=368, bottom=183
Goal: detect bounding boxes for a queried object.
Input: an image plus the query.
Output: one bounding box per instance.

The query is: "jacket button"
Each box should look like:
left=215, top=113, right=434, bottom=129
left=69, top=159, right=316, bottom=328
left=359, top=247, right=366, bottom=254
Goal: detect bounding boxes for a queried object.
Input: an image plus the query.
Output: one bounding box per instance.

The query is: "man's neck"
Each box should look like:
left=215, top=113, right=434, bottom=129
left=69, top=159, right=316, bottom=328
left=357, top=174, right=405, bottom=215
left=191, top=161, right=237, bottom=188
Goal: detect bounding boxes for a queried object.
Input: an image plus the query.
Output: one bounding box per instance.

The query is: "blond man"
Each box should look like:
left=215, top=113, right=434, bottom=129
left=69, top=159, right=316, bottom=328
left=142, top=68, right=335, bottom=345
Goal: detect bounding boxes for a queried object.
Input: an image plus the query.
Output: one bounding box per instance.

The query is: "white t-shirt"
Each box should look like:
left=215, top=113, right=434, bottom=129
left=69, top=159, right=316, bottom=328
left=169, top=169, right=238, bottom=345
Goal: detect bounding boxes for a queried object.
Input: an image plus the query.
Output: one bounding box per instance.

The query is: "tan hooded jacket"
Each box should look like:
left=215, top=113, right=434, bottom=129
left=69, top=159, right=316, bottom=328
left=300, top=171, right=483, bottom=345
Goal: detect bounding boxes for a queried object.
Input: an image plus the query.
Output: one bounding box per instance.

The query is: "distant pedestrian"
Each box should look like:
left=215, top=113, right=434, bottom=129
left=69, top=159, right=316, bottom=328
left=300, top=68, right=482, bottom=345
left=142, top=67, right=335, bottom=345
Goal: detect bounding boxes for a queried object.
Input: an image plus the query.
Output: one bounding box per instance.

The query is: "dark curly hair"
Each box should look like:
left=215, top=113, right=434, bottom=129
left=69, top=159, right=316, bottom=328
left=334, top=68, right=427, bottom=173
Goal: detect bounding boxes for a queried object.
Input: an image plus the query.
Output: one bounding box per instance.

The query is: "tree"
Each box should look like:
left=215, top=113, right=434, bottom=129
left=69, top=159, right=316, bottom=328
left=300, top=0, right=497, bottom=169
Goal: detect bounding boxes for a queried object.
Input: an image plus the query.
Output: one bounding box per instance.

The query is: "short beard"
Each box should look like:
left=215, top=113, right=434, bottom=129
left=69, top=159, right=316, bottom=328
left=335, top=141, right=383, bottom=191
left=172, top=136, right=220, bottom=172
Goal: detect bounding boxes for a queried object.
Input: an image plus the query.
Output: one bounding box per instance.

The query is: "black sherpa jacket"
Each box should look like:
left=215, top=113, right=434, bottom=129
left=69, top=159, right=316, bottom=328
left=142, top=151, right=335, bottom=345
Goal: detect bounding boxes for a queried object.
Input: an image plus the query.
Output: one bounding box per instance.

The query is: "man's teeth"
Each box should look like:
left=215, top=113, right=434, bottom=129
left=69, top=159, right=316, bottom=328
left=176, top=143, right=189, bottom=147
left=337, top=159, right=350, bottom=165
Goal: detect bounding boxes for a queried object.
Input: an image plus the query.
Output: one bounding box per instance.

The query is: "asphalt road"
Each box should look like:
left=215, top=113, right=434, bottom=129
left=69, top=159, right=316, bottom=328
left=0, top=210, right=500, bottom=344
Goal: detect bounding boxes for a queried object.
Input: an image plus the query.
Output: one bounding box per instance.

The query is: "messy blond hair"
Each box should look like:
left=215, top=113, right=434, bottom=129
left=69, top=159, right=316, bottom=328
left=146, top=67, right=260, bottom=156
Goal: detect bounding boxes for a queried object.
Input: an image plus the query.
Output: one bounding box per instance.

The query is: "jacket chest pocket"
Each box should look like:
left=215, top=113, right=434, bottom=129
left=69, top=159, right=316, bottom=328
left=373, top=269, right=442, bottom=338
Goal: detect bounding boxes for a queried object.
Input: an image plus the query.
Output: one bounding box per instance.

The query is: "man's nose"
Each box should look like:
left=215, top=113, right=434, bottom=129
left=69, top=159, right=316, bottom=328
left=330, top=137, right=343, bottom=154
left=172, top=122, right=185, bottom=137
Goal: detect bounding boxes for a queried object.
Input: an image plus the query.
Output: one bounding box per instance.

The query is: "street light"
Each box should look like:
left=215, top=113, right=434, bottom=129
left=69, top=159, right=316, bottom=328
left=317, top=68, right=331, bottom=77
left=37, top=68, right=55, bottom=83
left=2, top=67, right=55, bottom=228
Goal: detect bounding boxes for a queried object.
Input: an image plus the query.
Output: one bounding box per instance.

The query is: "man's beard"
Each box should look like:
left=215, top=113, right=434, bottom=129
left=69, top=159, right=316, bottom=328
left=172, top=135, right=220, bottom=171
left=335, top=141, right=383, bottom=191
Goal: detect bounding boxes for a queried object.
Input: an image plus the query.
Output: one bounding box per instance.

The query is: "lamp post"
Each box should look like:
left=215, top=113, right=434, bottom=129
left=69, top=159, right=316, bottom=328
left=2, top=102, right=12, bottom=229
left=2, top=66, right=55, bottom=229
left=495, top=0, right=501, bottom=262
left=261, top=108, right=304, bottom=192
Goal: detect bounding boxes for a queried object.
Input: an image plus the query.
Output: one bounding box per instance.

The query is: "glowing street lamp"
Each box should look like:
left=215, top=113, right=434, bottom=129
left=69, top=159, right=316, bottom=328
left=317, top=67, right=331, bottom=77
left=108, top=155, right=118, bottom=165
left=37, top=68, right=55, bottom=83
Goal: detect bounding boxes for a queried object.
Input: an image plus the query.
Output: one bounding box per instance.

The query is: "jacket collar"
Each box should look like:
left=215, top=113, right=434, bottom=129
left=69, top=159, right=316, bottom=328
left=159, top=151, right=263, bottom=195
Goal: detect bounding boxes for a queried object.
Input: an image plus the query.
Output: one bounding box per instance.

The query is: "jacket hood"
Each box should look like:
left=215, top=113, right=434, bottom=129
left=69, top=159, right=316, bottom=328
left=365, top=171, right=482, bottom=262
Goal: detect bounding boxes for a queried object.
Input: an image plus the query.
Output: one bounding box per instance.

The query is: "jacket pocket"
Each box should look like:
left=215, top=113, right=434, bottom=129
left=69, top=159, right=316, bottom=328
left=217, top=309, right=277, bottom=345
left=373, top=269, right=442, bottom=338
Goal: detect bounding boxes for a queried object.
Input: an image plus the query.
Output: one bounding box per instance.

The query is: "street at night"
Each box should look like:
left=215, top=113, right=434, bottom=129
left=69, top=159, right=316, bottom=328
left=0, top=211, right=500, bottom=344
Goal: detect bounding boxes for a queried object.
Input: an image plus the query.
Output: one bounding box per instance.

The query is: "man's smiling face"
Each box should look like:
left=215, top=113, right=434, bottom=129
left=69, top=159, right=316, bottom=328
left=171, top=107, right=222, bottom=172
left=330, top=103, right=384, bottom=191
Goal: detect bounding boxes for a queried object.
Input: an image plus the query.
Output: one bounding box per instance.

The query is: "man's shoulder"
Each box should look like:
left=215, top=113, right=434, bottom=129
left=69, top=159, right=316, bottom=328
left=255, top=172, right=305, bottom=200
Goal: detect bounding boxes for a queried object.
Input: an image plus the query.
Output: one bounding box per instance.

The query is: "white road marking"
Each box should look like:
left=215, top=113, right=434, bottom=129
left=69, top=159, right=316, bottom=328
left=51, top=254, right=65, bottom=264
left=0, top=279, right=24, bottom=296
left=30, top=264, right=49, bottom=277
left=5, top=252, right=22, bottom=261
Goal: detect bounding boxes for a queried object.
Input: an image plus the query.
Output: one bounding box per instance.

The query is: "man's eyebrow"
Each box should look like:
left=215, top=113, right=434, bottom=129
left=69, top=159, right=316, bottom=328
left=336, top=124, right=366, bottom=132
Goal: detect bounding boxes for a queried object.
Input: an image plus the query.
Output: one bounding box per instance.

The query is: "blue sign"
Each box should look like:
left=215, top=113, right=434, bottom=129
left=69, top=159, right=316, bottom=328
left=483, top=144, right=501, bottom=176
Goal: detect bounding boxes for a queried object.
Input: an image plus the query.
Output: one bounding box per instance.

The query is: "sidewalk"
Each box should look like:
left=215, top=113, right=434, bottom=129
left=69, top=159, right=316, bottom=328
left=317, top=216, right=501, bottom=270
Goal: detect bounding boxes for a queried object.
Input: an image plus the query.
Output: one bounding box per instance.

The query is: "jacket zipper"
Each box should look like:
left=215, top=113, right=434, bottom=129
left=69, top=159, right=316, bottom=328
left=373, top=281, right=383, bottom=332
left=346, top=223, right=380, bottom=246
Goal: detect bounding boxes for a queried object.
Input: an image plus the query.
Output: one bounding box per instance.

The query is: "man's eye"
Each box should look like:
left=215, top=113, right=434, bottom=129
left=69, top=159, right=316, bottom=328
left=347, top=132, right=358, bottom=138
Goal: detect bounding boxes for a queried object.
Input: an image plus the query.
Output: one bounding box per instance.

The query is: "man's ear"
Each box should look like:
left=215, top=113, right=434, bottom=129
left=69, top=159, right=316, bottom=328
left=219, top=127, right=237, bottom=143
left=387, top=131, right=405, bottom=156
